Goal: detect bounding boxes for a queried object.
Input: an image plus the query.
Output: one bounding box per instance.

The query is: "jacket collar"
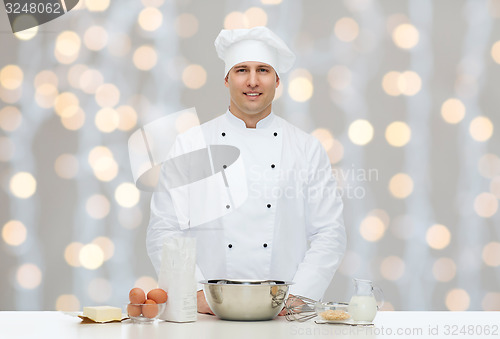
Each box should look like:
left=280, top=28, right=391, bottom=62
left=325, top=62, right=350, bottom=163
left=225, top=109, right=275, bottom=129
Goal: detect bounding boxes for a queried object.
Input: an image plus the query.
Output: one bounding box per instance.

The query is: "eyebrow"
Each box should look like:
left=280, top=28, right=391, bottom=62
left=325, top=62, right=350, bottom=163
left=233, top=64, right=272, bottom=69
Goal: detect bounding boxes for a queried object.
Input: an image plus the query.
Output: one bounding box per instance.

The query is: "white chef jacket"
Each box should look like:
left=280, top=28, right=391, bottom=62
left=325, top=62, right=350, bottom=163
left=147, top=110, right=346, bottom=300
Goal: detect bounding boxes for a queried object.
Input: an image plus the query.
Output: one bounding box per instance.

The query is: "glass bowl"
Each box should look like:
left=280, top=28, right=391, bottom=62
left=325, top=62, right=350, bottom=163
left=124, top=302, right=166, bottom=323
left=314, top=302, right=351, bottom=321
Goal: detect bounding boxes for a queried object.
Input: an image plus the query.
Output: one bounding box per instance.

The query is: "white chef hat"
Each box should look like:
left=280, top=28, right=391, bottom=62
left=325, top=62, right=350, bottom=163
left=214, top=26, right=296, bottom=77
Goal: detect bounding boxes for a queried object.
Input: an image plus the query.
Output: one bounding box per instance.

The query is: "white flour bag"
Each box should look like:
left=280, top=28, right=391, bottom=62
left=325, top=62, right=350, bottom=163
left=158, top=236, right=197, bottom=322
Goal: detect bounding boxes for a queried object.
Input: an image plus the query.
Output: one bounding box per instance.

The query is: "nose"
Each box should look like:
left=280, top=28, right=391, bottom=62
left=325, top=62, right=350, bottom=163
left=247, top=70, right=258, bottom=87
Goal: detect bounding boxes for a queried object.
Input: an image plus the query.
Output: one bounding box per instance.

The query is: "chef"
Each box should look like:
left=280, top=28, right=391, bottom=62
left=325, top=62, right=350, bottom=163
left=147, top=26, right=346, bottom=315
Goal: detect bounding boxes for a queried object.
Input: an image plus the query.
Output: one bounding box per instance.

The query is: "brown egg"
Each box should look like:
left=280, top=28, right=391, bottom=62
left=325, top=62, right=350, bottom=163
left=142, top=299, right=158, bottom=318
left=147, top=288, right=168, bottom=304
left=129, top=287, right=146, bottom=304
left=127, top=303, right=142, bottom=317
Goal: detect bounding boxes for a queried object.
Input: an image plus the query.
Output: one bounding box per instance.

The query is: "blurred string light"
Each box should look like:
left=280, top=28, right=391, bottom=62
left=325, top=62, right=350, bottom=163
left=61, top=106, right=86, bottom=131
left=115, top=183, right=141, bottom=208
left=392, top=23, right=419, bottom=49
left=14, top=26, right=38, bottom=41
left=312, top=128, right=334, bottom=150
left=478, top=154, right=500, bottom=178
left=92, top=237, right=115, bottom=261
left=482, top=293, right=500, bottom=311
left=83, top=26, right=108, bottom=52
left=0, top=65, right=23, bottom=90
left=491, top=40, right=500, bottom=64
left=182, top=64, right=207, bottom=89
left=224, top=7, right=268, bottom=29
left=54, top=154, right=79, bottom=179
left=445, top=289, right=470, bottom=311
left=380, top=256, right=405, bottom=281
left=261, top=0, right=282, bottom=4
left=433, top=257, right=456, bottom=282
left=469, top=116, right=493, bottom=142
left=55, top=294, right=80, bottom=312
left=16, top=263, right=42, bottom=289
left=86, top=194, right=111, bottom=219
left=80, top=69, right=105, bottom=94
left=288, top=69, right=313, bottom=102
left=388, top=173, right=413, bottom=199
left=55, top=31, right=81, bottom=64
left=64, top=242, right=84, bottom=267
left=88, top=146, right=118, bottom=182
left=85, top=0, right=110, bottom=12
left=441, top=98, right=466, bottom=124
left=2, top=220, right=27, bottom=246
left=473, top=192, right=498, bottom=218
left=175, top=13, right=199, bottom=38
left=334, top=17, right=359, bottom=42
left=95, top=83, right=120, bottom=108
left=95, top=108, right=119, bottom=133
left=139, top=7, right=163, bottom=32
left=79, top=244, right=104, bottom=270
left=134, top=276, right=158, bottom=291
left=348, top=119, right=374, bottom=145
left=382, top=70, right=422, bottom=96
left=385, top=121, right=411, bottom=147
left=482, top=242, right=500, bottom=267
left=359, top=215, right=386, bottom=242
left=426, top=224, right=451, bottom=250
left=0, top=106, right=22, bottom=132
left=34, top=70, right=58, bottom=88
left=9, top=172, right=37, bottom=199
left=133, top=45, right=158, bottom=71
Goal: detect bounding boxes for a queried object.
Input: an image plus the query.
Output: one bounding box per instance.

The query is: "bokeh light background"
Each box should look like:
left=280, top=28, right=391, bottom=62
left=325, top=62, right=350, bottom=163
left=1, top=0, right=500, bottom=312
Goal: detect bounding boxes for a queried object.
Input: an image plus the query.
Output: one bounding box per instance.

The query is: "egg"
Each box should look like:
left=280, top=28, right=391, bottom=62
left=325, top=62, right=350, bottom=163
left=129, top=287, right=146, bottom=304
left=127, top=303, right=142, bottom=317
left=142, top=299, right=158, bottom=318
left=147, top=288, right=168, bottom=304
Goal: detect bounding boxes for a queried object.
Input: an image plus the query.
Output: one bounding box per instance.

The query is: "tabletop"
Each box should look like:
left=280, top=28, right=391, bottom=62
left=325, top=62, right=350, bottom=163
left=0, top=311, right=498, bottom=339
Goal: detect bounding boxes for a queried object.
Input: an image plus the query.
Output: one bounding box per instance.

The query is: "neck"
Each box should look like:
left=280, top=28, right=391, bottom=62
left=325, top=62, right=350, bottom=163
left=228, top=103, right=272, bottom=128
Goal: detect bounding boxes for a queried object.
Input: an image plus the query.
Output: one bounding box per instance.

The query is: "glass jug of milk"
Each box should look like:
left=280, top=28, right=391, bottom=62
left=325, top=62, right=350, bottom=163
left=348, top=278, right=384, bottom=322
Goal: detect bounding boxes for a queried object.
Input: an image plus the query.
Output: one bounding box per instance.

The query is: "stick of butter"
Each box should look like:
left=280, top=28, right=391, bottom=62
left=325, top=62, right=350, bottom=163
left=83, top=306, right=122, bottom=322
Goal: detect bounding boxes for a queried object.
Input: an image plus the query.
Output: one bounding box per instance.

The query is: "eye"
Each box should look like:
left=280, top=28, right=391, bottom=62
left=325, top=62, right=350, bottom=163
left=258, top=68, right=269, bottom=72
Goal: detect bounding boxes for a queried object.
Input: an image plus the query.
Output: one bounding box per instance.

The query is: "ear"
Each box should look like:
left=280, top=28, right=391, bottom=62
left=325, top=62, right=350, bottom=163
left=275, top=73, right=280, bottom=88
left=224, top=75, right=229, bottom=88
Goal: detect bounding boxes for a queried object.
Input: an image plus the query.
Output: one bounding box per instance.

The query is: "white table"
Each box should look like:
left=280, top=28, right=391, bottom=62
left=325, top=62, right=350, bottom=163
left=0, top=311, right=498, bottom=339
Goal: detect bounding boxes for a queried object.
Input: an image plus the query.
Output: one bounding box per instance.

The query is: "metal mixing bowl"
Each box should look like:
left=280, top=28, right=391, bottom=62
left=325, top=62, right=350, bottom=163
left=200, top=279, right=293, bottom=321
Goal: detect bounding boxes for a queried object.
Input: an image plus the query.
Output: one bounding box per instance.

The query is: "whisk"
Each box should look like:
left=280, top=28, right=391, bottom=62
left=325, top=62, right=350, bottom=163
left=283, top=295, right=318, bottom=322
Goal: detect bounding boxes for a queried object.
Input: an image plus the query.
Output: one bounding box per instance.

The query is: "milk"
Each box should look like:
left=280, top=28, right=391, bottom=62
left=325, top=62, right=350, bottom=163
left=348, top=295, right=377, bottom=322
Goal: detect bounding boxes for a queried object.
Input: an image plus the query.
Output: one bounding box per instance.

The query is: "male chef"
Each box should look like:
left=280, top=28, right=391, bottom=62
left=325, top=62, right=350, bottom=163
left=147, top=26, right=346, bottom=315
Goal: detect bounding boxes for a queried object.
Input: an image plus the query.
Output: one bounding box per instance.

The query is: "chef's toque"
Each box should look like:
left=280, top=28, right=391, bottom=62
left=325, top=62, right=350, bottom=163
left=214, top=26, right=296, bottom=77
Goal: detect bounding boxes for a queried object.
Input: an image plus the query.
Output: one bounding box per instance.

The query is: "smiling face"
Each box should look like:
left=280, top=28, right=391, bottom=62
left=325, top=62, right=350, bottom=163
left=225, top=61, right=280, bottom=125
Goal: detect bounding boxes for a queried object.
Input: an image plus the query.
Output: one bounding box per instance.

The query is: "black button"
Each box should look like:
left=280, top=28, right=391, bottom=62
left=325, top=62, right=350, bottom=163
left=271, top=164, right=275, bottom=168
left=263, top=243, right=268, bottom=248
left=222, top=132, right=226, bottom=137
left=223, top=165, right=227, bottom=169
left=228, top=244, right=232, bottom=248
left=273, top=132, right=278, bottom=137
left=267, top=204, right=271, bottom=208
left=226, top=205, right=230, bottom=209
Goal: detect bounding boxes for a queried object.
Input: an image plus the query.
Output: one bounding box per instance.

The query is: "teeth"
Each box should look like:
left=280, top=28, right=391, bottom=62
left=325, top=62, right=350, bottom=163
left=246, top=93, right=259, bottom=96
